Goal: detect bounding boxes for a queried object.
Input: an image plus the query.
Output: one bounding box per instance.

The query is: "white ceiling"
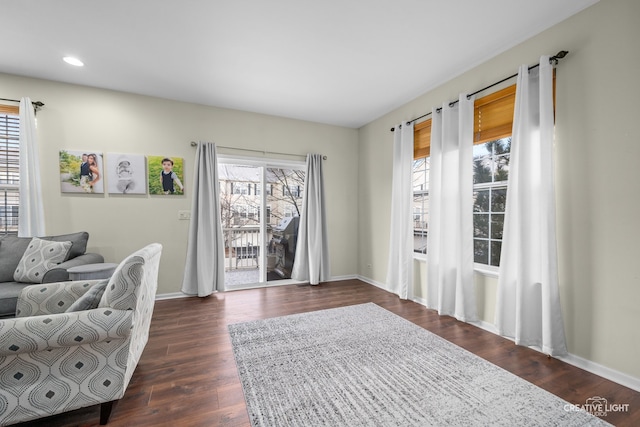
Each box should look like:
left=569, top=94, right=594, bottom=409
left=2, top=0, right=598, bottom=128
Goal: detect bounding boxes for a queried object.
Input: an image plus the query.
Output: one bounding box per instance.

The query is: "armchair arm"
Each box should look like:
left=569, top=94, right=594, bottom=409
left=16, top=279, right=108, bottom=317
left=0, top=308, right=132, bottom=356
left=42, top=252, right=105, bottom=283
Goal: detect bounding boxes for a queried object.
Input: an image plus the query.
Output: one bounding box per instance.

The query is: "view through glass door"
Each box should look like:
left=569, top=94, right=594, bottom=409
left=218, top=158, right=305, bottom=289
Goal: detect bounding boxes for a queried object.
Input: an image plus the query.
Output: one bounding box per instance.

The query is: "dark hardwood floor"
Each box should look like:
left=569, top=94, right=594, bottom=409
left=16, top=279, right=639, bottom=426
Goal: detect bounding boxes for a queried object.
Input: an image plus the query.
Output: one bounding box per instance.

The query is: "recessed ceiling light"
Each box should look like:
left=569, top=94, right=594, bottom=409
left=63, top=56, right=84, bottom=67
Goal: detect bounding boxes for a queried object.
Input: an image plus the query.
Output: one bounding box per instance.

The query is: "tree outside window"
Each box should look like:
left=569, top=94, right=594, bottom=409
left=473, top=137, right=511, bottom=266
left=220, top=167, right=305, bottom=228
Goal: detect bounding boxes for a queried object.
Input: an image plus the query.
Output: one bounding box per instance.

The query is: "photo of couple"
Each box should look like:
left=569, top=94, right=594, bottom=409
left=59, top=150, right=104, bottom=194
left=59, top=151, right=185, bottom=196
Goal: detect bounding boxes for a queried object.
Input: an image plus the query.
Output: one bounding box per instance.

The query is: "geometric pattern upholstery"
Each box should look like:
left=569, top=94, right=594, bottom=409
left=13, top=238, right=72, bottom=284
left=16, top=280, right=106, bottom=317
left=0, top=243, right=162, bottom=426
left=66, top=281, right=109, bottom=313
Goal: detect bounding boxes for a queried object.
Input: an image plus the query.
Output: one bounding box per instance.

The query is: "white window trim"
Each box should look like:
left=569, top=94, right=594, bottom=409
left=413, top=253, right=428, bottom=262
left=413, top=255, right=500, bottom=279
left=473, top=262, right=500, bottom=278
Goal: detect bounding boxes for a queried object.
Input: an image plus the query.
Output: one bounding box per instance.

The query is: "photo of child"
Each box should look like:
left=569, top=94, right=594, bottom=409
left=147, top=156, right=184, bottom=195
left=106, top=153, right=147, bottom=194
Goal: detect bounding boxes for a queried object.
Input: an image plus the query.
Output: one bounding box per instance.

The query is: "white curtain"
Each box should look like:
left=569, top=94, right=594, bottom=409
left=495, top=57, right=567, bottom=356
left=385, top=122, right=414, bottom=299
left=426, top=95, right=477, bottom=322
left=181, top=142, right=225, bottom=296
left=292, top=154, right=330, bottom=285
left=18, top=97, right=45, bottom=237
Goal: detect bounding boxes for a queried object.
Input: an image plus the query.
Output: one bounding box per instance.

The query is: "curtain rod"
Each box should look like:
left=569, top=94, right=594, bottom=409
left=190, top=141, right=327, bottom=160
left=0, top=97, right=45, bottom=110
left=390, top=50, right=568, bottom=132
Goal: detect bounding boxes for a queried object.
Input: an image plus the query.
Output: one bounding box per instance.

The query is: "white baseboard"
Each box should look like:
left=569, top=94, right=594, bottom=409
left=155, top=292, right=191, bottom=301
left=326, top=274, right=358, bottom=282
left=469, top=319, right=640, bottom=392
left=450, top=308, right=640, bottom=393
left=356, top=275, right=389, bottom=291
left=557, top=353, right=640, bottom=392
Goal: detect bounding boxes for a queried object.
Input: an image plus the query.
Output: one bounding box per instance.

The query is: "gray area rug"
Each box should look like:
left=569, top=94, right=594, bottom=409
left=228, top=303, right=609, bottom=426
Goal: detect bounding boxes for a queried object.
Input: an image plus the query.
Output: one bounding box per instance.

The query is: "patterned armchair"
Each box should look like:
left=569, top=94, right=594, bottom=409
left=0, top=243, right=162, bottom=426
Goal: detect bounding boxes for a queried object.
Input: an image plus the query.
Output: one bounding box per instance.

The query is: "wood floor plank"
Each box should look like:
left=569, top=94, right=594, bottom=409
left=13, top=280, right=639, bottom=426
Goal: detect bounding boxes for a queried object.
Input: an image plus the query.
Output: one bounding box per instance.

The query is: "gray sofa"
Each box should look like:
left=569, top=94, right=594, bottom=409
left=0, top=231, right=104, bottom=317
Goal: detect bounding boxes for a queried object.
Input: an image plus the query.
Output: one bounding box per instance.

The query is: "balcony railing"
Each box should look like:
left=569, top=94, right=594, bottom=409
left=223, top=226, right=271, bottom=271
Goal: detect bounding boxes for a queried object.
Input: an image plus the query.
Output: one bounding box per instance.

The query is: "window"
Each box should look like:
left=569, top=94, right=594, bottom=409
left=413, top=157, right=429, bottom=254
left=284, top=204, right=296, bottom=218
left=232, top=182, right=249, bottom=195
left=253, top=183, right=273, bottom=196
left=412, top=83, right=524, bottom=266
left=247, top=204, right=258, bottom=220
left=0, top=105, right=19, bottom=235
left=282, top=185, right=301, bottom=198
left=473, top=138, right=510, bottom=266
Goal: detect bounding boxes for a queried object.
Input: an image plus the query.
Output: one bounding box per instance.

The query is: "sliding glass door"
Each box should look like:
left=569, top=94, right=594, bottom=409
left=218, top=156, right=305, bottom=289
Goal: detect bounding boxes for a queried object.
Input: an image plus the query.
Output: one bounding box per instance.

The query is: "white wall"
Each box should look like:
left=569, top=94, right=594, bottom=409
left=0, top=74, right=359, bottom=294
left=358, top=0, right=640, bottom=380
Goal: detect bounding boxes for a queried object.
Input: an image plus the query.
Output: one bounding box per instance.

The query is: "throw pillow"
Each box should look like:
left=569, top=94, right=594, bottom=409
left=66, top=279, right=109, bottom=312
left=13, top=237, right=72, bottom=283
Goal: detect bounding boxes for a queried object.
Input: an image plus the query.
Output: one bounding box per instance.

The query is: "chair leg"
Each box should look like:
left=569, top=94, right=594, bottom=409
left=100, top=400, right=117, bottom=425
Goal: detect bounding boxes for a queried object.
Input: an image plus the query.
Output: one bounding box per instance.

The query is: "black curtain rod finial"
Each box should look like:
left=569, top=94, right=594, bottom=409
left=550, top=50, right=569, bottom=65
left=0, top=98, right=45, bottom=110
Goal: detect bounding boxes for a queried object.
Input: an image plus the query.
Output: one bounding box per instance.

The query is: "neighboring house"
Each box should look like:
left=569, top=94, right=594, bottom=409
left=218, top=164, right=304, bottom=229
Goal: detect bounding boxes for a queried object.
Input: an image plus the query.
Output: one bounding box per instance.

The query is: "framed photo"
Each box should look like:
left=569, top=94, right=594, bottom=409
left=59, top=150, right=104, bottom=194
left=106, top=153, right=147, bottom=194
left=147, top=156, right=184, bottom=195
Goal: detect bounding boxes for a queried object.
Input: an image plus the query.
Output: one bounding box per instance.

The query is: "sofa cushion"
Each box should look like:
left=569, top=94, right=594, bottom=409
left=13, top=237, right=72, bottom=284
left=0, top=232, right=90, bottom=282
left=65, top=279, right=108, bottom=312
left=0, top=236, right=32, bottom=282
left=43, top=231, right=89, bottom=260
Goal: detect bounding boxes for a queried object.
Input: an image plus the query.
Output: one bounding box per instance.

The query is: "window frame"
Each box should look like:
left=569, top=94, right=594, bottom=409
left=0, top=104, right=20, bottom=236
left=412, top=157, right=429, bottom=258
left=472, top=137, right=511, bottom=270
